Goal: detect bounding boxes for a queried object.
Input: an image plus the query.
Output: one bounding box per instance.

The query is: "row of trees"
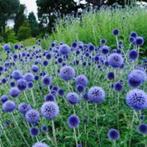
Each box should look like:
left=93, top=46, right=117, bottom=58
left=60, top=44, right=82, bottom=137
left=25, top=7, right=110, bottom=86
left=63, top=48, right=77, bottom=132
left=0, top=0, right=39, bottom=42
left=0, top=0, right=147, bottom=42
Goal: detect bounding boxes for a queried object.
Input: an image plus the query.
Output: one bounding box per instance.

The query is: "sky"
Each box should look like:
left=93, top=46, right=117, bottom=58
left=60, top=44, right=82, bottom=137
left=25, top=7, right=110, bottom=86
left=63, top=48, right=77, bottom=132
left=20, top=0, right=38, bottom=18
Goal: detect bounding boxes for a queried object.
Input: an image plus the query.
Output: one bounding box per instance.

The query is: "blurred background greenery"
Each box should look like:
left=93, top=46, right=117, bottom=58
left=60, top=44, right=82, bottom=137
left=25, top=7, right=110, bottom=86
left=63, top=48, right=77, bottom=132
left=0, top=0, right=147, bottom=49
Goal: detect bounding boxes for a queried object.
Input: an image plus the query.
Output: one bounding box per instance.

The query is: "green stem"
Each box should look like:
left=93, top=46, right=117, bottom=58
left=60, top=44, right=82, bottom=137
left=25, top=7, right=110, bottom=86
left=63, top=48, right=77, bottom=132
left=73, top=128, right=78, bottom=146
left=11, top=113, right=29, bottom=147
left=0, top=115, right=11, bottom=146
left=24, top=91, right=29, bottom=103
left=31, top=89, right=36, bottom=106
left=52, top=120, right=57, bottom=147
left=129, top=111, right=135, bottom=147
left=113, top=141, right=116, bottom=147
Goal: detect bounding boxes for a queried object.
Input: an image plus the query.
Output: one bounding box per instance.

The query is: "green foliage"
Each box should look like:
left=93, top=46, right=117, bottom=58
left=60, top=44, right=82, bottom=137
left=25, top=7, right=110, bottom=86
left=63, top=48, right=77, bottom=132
left=36, top=0, right=82, bottom=32
left=14, top=4, right=26, bottom=34
left=44, top=7, right=147, bottom=49
left=0, top=0, right=19, bottom=34
left=28, top=12, right=40, bottom=37
left=17, top=21, right=32, bottom=41
left=5, top=29, right=18, bottom=43
left=86, top=0, right=137, bottom=6
left=20, top=37, right=36, bottom=47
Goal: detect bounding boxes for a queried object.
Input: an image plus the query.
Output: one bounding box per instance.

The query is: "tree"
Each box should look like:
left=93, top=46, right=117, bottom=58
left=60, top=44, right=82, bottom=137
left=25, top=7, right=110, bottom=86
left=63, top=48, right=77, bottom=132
left=28, top=12, right=39, bottom=37
left=17, top=21, right=31, bottom=41
left=14, top=4, right=26, bottom=34
left=86, top=0, right=137, bottom=7
left=0, top=0, right=19, bottom=35
left=36, top=0, right=84, bottom=32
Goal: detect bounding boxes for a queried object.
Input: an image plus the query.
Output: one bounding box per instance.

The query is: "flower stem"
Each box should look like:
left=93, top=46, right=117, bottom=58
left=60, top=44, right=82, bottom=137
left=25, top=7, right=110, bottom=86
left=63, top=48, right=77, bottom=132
left=52, top=120, right=57, bottom=147
left=73, top=128, right=78, bottom=146
left=11, top=113, right=29, bottom=147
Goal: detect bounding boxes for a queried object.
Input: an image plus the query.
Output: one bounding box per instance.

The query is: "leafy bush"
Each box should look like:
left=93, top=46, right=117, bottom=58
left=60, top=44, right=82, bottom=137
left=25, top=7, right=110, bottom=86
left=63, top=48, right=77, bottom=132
left=17, top=21, right=31, bottom=41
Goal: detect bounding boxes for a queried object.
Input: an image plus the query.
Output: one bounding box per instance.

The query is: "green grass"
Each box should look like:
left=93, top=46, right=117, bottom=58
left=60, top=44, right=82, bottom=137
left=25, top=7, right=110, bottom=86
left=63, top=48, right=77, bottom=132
left=43, top=7, right=147, bottom=49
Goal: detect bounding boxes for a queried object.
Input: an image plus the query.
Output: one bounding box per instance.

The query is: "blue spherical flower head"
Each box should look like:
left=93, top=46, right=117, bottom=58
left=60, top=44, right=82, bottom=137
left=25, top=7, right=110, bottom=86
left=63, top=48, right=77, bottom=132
left=75, top=75, right=88, bottom=87
left=46, top=53, right=51, bottom=60
left=43, top=60, right=48, bottom=66
left=41, top=125, right=48, bottom=132
left=107, top=128, right=120, bottom=141
left=135, top=36, right=144, bottom=46
left=0, top=66, right=3, bottom=72
left=77, top=144, right=82, bottom=147
left=18, top=103, right=32, bottom=114
left=17, top=79, right=27, bottom=91
left=129, top=37, right=136, bottom=44
left=100, top=39, right=107, bottom=45
left=14, top=44, right=19, bottom=49
left=44, top=94, right=55, bottom=101
left=76, top=85, right=84, bottom=93
left=25, top=109, right=40, bottom=124
left=114, top=81, right=123, bottom=92
left=59, top=44, right=71, bottom=56
left=126, top=89, right=147, bottom=110
left=112, top=29, right=120, bottom=36
left=27, top=82, right=34, bottom=89
left=58, top=88, right=64, bottom=96
left=1, top=78, right=7, bottom=84
left=42, top=75, right=52, bottom=86
left=32, top=65, right=39, bottom=73
left=24, top=72, right=34, bottom=82
left=66, top=92, right=80, bottom=105
left=130, top=32, right=138, bottom=38
left=3, top=44, right=10, bottom=52
left=2, top=100, right=16, bottom=112
left=108, top=53, right=124, bottom=68
left=137, top=123, right=147, bottom=135
left=88, top=86, right=105, bottom=104
left=128, top=49, right=138, bottom=61
left=32, top=142, right=49, bottom=147
left=59, top=66, right=75, bottom=81
left=9, top=87, right=20, bottom=97
left=11, top=70, right=23, bottom=80
left=88, top=43, right=95, bottom=51
left=30, top=127, right=39, bottom=136
left=100, top=45, right=109, bottom=54
left=68, top=114, right=80, bottom=128
left=41, top=102, right=59, bottom=120
left=107, top=72, right=115, bottom=80
left=1, top=95, right=8, bottom=103
left=128, top=69, right=146, bottom=88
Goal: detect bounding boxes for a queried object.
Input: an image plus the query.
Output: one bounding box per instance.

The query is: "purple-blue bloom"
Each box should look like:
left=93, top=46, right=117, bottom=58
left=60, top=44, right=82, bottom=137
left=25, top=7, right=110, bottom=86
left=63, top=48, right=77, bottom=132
left=128, top=69, right=146, bottom=88
left=9, top=87, right=20, bottom=97
left=59, top=66, right=75, bottom=81
left=126, top=89, right=147, bottom=110
left=107, top=128, right=120, bottom=141
left=67, top=114, right=80, bottom=128
left=25, top=109, right=40, bottom=124
left=32, top=142, right=49, bottom=147
left=41, top=102, right=59, bottom=120
left=88, top=86, right=105, bottom=104
left=59, top=44, right=71, bottom=56
left=75, top=75, right=88, bottom=87
left=66, top=92, right=80, bottom=105
left=2, top=100, right=16, bottom=112
left=18, top=103, right=32, bottom=114
left=108, top=53, right=124, bottom=68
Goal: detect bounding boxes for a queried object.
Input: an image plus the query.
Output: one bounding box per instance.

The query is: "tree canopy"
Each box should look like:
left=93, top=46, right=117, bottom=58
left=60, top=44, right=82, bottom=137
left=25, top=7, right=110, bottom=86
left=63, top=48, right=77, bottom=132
left=0, top=0, right=20, bottom=34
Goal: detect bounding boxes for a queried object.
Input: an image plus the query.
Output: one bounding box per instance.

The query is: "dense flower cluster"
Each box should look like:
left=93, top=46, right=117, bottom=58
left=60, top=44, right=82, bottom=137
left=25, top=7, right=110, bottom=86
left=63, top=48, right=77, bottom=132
left=0, top=29, right=146, bottom=147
